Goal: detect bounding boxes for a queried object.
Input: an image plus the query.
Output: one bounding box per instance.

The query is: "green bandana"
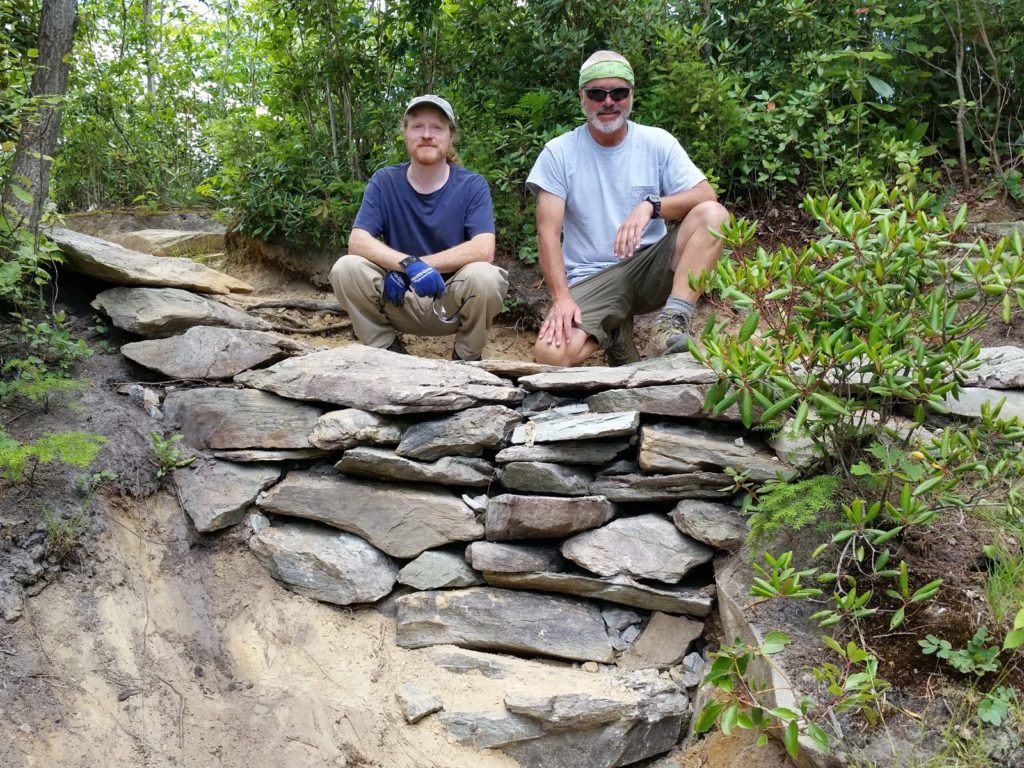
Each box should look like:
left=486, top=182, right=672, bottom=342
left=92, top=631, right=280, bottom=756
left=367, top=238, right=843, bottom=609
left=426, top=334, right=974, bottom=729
left=578, top=60, right=635, bottom=89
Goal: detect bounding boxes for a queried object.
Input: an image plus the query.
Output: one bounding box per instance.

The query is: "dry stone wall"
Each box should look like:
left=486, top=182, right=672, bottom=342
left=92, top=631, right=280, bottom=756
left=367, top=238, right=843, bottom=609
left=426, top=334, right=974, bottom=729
left=62, top=223, right=1024, bottom=768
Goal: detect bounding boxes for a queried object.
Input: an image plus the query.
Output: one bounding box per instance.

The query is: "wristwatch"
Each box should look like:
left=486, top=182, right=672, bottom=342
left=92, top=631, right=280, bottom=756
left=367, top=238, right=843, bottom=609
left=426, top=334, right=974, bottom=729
left=645, top=194, right=661, bottom=219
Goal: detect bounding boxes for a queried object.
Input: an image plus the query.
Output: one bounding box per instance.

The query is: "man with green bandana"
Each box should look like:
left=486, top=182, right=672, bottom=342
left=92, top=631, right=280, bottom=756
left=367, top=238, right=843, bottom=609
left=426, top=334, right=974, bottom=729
left=526, top=50, right=730, bottom=367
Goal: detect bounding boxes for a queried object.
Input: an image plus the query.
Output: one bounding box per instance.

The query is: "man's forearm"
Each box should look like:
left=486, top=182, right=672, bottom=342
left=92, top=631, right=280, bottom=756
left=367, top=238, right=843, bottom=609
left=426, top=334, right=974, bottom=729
left=348, top=229, right=494, bottom=274
left=537, top=235, right=572, bottom=302
left=660, top=181, right=718, bottom=222
left=347, top=229, right=407, bottom=271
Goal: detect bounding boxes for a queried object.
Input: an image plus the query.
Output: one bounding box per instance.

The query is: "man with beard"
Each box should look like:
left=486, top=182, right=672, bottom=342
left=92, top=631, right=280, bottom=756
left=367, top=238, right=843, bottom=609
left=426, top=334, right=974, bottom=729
left=526, top=51, right=730, bottom=367
left=330, top=95, right=508, bottom=361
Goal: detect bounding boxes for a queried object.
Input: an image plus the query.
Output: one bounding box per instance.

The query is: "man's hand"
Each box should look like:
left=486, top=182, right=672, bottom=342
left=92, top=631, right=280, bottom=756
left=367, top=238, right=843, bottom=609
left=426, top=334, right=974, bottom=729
left=401, top=256, right=446, bottom=299
left=613, top=200, right=656, bottom=259
left=382, top=270, right=410, bottom=306
left=538, top=295, right=582, bottom=349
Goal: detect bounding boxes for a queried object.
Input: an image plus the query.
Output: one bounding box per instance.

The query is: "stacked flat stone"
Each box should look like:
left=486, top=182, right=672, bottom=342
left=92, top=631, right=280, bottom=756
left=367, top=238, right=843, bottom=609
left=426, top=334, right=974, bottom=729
left=69, top=224, right=1024, bottom=768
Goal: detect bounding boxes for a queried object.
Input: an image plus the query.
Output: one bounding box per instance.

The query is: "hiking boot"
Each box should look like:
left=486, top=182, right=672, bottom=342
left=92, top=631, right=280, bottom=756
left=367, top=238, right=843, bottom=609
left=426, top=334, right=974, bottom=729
left=645, top=309, right=693, bottom=358
left=385, top=335, right=408, bottom=354
left=452, top=348, right=481, bottom=363
left=605, top=318, right=640, bottom=367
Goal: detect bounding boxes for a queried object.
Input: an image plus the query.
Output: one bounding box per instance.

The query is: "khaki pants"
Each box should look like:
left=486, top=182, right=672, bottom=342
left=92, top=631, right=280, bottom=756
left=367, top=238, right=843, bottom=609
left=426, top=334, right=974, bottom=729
left=330, top=255, right=509, bottom=360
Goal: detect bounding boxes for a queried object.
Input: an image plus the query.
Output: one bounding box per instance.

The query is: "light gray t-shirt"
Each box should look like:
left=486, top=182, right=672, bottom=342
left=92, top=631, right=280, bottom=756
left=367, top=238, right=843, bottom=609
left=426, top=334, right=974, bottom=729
left=526, top=122, right=706, bottom=285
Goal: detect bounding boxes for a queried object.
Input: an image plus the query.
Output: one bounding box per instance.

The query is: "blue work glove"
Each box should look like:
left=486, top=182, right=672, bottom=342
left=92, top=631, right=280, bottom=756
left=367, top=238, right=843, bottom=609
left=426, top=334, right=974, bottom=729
left=382, top=270, right=410, bottom=306
left=400, top=256, right=446, bottom=299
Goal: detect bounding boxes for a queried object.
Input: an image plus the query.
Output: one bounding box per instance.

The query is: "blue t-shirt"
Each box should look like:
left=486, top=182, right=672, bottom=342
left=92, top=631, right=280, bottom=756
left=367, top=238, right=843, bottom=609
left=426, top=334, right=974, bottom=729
left=353, top=162, right=495, bottom=258
left=526, top=122, right=706, bottom=285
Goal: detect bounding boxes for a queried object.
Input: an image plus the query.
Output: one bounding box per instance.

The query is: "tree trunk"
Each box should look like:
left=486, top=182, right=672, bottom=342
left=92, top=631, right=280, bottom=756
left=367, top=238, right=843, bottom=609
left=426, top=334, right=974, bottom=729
left=2, top=0, right=79, bottom=234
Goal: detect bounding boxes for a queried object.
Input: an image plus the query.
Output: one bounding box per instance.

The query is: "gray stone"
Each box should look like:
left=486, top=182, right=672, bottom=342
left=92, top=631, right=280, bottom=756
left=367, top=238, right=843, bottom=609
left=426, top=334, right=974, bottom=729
left=173, top=458, right=280, bottom=532
left=966, top=220, right=1024, bottom=239
left=499, top=462, right=594, bottom=495
left=562, top=514, right=714, bottom=583
left=529, top=404, right=590, bottom=421
left=639, top=424, right=790, bottom=482
left=474, top=359, right=560, bottom=378
left=439, top=712, right=544, bottom=748
left=505, top=692, right=634, bottom=730
left=396, top=405, right=522, bottom=459
left=501, top=679, right=688, bottom=768
left=602, top=607, right=643, bottom=632
left=482, top=571, right=714, bottom=617
left=494, top=439, right=631, bottom=465
left=586, top=382, right=750, bottom=422
left=121, top=325, right=310, bottom=379
left=670, top=499, right=749, bottom=551
left=943, top=386, right=1024, bottom=421
left=432, top=649, right=512, bottom=679
left=395, top=587, right=614, bottom=663
left=967, top=346, right=1024, bottom=388
left=397, top=550, right=483, bottom=590
left=396, top=683, right=443, bottom=724
left=212, top=448, right=329, bottom=462
left=589, top=472, right=734, bottom=502
left=163, top=388, right=322, bottom=450
left=485, top=494, right=615, bottom=540
left=465, top=541, right=564, bottom=573
left=335, top=447, right=495, bottom=487
left=617, top=612, right=704, bottom=671
left=257, top=471, right=483, bottom=559
left=109, top=228, right=224, bottom=257
left=249, top=522, right=398, bottom=605
left=92, top=286, right=271, bottom=338
left=308, top=408, right=403, bottom=450
left=520, top=390, right=579, bottom=413
left=235, top=344, right=524, bottom=414
left=517, top=354, right=715, bottom=393
left=1, top=576, right=23, bottom=621
left=49, top=227, right=251, bottom=294
left=511, top=411, right=639, bottom=445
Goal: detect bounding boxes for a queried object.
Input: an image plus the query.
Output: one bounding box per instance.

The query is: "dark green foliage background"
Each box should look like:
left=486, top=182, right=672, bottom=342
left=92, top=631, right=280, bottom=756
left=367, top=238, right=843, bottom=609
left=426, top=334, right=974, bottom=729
left=7, top=0, right=1024, bottom=253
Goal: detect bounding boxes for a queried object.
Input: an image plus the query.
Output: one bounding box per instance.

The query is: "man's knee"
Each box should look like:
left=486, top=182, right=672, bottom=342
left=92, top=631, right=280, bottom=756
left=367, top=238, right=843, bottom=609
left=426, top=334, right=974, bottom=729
left=534, top=339, right=571, bottom=367
left=690, top=200, right=730, bottom=232
left=330, top=254, right=381, bottom=302
left=455, top=262, right=508, bottom=302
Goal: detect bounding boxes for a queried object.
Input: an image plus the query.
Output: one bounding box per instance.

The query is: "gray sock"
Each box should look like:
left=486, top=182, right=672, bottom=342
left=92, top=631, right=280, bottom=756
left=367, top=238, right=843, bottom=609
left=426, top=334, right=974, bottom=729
left=663, top=296, right=695, bottom=324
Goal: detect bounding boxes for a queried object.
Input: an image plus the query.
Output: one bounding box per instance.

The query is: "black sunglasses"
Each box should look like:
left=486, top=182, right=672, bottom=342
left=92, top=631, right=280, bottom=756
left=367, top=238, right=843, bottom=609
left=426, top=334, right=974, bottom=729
left=583, top=86, right=632, bottom=103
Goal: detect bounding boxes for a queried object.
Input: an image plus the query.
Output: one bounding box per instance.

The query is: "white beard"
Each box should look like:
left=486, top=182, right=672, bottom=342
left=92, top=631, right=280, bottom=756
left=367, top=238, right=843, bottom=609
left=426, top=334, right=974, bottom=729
left=586, top=106, right=630, bottom=135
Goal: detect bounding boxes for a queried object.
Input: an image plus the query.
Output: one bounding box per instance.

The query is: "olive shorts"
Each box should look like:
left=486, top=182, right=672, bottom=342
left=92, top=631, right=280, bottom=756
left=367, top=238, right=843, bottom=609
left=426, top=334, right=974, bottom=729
left=569, top=223, right=679, bottom=349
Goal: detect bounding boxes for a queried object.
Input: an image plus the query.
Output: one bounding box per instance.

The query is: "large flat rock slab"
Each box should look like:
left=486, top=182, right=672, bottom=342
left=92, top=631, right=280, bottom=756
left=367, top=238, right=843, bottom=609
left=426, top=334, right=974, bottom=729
left=334, top=446, right=495, bottom=487
left=163, top=387, right=322, bottom=450
left=121, top=326, right=310, bottom=379
left=562, top=513, right=714, bottom=583
left=50, top=227, right=250, bottom=294
left=482, top=571, right=715, bottom=616
left=173, top=459, right=280, bottom=532
left=257, top=471, right=483, bottom=558
left=93, top=286, right=272, bottom=338
left=517, top=355, right=715, bottom=393
left=395, top=587, right=614, bottom=662
left=485, top=494, right=615, bottom=540
left=110, top=228, right=224, bottom=257
left=248, top=518, right=398, bottom=605
left=639, top=424, right=790, bottom=481
left=235, top=344, right=525, bottom=414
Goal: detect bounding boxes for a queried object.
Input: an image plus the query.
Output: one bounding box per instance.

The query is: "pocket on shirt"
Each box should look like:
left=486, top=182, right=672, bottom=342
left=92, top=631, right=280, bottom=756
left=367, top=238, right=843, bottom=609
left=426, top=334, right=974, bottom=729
left=631, top=186, right=658, bottom=206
